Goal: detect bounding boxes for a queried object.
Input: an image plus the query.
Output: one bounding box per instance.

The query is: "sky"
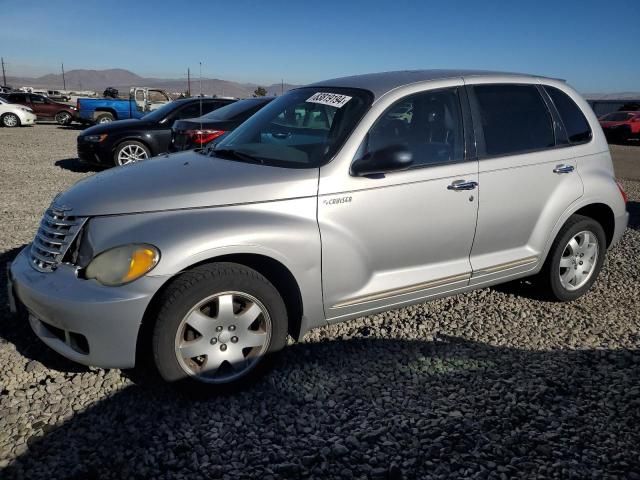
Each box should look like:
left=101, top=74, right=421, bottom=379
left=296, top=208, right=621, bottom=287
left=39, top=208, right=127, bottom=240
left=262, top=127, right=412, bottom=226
left=0, top=0, right=639, bottom=93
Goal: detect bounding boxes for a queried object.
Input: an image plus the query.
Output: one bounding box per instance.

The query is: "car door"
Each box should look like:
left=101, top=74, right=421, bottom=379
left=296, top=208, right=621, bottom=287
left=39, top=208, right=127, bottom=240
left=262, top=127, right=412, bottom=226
left=29, top=94, right=52, bottom=118
left=319, top=85, right=479, bottom=322
left=465, top=81, right=584, bottom=286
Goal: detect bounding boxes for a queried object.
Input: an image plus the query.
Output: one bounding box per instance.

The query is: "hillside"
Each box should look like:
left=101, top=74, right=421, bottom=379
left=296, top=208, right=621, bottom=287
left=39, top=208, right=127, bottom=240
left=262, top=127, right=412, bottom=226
left=5, top=68, right=299, bottom=98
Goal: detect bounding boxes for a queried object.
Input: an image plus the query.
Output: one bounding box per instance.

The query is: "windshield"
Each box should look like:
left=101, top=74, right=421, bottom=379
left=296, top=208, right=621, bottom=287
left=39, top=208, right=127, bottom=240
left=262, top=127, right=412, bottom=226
left=602, top=112, right=631, bottom=121
left=211, top=87, right=373, bottom=168
left=203, top=98, right=272, bottom=121
left=0, top=97, right=7, bottom=104
left=141, top=100, right=180, bottom=122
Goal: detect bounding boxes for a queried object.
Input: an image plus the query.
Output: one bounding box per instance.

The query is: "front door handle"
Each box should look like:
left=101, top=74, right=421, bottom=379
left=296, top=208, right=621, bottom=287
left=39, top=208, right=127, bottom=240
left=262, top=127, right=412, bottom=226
left=447, top=180, right=478, bottom=191
left=553, top=164, right=574, bottom=174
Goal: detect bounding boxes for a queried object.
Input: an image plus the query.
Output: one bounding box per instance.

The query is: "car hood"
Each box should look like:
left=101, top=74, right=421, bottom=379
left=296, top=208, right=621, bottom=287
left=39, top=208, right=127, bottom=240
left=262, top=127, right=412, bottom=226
left=54, top=151, right=319, bottom=216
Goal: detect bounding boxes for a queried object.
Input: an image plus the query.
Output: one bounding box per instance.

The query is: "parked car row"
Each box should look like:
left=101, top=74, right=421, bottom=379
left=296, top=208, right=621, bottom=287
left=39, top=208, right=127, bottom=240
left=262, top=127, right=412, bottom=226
left=77, top=97, right=272, bottom=166
left=7, top=70, right=629, bottom=390
left=598, top=111, right=640, bottom=143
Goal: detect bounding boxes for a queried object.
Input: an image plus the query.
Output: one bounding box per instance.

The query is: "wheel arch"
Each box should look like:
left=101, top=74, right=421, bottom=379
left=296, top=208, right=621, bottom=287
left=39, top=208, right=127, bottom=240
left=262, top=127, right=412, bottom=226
left=572, top=202, right=615, bottom=247
left=136, top=253, right=305, bottom=368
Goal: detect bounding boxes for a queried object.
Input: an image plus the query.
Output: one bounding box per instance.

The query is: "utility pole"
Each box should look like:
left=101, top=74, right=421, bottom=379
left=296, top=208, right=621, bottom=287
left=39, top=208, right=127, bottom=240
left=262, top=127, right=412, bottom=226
left=61, top=62, right=66, bottom=90
left=187, top=68, right=191, bottom=97
left=1, top=57, right=7, bottom=87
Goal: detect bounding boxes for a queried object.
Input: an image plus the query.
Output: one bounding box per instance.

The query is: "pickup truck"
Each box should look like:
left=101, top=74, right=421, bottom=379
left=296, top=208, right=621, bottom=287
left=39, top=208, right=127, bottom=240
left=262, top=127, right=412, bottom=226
left=77, top=87, right=173, bottom=124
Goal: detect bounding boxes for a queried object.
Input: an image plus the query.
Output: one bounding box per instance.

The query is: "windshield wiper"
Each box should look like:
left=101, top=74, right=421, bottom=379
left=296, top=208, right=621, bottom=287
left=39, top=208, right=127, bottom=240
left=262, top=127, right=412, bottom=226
left=211, top=148, right=264, bottom=165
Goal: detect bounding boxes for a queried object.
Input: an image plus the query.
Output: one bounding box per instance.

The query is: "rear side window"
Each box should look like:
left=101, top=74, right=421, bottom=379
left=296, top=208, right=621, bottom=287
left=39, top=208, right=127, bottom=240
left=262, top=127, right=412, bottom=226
left=473, top=84, right=554, bottom=157
left=544, top=86, right=592, bottom=144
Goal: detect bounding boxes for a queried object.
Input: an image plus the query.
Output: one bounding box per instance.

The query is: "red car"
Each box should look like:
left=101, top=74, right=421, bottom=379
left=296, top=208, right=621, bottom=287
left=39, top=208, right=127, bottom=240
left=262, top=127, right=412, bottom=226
left=599, top=111, right=640, bottom=143
left=0, top=92, right=77, bottom=125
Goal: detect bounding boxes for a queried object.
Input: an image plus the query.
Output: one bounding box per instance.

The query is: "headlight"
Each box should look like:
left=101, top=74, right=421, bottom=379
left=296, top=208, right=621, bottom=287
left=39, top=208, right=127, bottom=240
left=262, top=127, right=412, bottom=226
left=85, top=244, right=159, bottom=286
left=18, top=107, right=32, bottom=113
left=83, top=134, right=108, bottom=142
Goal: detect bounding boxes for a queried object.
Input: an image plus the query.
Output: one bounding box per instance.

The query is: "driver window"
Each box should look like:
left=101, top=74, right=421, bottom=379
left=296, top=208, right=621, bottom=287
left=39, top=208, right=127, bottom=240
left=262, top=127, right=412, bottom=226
left=365, top=88, right=464, bottom=168
left=148, top=90, right=168, bottom=103
left=31, top=95, right=46, bottom=104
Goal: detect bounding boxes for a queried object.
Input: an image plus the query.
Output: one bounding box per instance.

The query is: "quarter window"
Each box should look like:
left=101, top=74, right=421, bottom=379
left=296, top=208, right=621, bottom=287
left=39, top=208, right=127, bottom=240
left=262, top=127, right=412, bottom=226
left=544, top=86, right=592, bottom=144
left=363, top=88, right=465, bottom=168
left=473, top=84, right=554, bottom=157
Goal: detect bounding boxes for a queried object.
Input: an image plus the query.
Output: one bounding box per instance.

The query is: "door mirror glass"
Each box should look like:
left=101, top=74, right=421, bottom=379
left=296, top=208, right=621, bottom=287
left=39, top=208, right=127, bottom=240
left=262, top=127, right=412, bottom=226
left=351, top=144, right=413, bottom=177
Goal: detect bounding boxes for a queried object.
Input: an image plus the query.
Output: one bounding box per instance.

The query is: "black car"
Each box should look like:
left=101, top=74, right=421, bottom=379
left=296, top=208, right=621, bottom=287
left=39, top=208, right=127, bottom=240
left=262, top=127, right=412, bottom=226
left=77, top=97, right=236, bottom=166
left=171, top=97, right=273, bottom=151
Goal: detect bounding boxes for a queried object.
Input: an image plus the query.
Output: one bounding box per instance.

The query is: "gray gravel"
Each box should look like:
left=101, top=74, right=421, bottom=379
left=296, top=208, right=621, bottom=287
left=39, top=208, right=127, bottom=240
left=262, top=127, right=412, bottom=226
left=1, top=124, right=639, bottom=479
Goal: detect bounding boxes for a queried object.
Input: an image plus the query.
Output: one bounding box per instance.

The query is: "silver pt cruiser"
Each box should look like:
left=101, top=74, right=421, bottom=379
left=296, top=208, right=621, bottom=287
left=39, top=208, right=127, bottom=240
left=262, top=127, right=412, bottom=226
left=8, top=70, right=629, bottom=388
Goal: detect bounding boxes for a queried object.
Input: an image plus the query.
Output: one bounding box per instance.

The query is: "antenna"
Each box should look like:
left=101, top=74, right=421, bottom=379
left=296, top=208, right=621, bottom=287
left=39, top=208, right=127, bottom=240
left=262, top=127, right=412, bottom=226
left=281, top=78, right=284, bottom=96
left=187, top=67, right=191, bottom=97
left=1, top=57, right=7, bottom=87
left=61, top=62, right=66, bottom=90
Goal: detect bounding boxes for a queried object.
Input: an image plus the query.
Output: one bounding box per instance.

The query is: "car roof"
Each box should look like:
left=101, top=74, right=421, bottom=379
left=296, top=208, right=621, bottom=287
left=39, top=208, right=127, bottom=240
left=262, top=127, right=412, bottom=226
left=306, top=69, right=557, bottom=99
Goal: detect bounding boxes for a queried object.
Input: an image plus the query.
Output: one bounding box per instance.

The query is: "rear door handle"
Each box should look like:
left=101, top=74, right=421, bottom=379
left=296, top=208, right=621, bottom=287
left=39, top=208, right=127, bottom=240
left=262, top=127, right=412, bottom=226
left=448, top=180, right=478, bottom=191
left=553, top=164, right=574, bottom=174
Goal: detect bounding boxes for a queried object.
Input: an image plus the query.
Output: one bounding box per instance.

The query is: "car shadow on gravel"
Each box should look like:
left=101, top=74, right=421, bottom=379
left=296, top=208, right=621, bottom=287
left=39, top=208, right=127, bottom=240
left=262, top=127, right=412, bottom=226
left=0, top=247, right=90, bottom=374
left=54, top=158, right=104, bottom=173
left=2, top=335, right=639, bottom=479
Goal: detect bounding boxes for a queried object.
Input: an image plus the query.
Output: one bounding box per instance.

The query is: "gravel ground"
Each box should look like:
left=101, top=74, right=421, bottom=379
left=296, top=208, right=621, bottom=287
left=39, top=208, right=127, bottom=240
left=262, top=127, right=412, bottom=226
left=0, top=124, right=639, bottom=479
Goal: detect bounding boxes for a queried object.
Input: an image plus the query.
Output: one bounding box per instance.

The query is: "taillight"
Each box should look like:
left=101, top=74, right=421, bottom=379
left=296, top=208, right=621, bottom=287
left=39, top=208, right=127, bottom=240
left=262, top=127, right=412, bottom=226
left=186, top=129, right=226, bottom=145
left=615, top=179, right=628, bottom=204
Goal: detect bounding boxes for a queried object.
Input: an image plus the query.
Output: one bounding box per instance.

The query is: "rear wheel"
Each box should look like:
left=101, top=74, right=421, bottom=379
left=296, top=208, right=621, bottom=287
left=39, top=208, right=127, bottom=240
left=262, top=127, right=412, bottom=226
left=55, top=111, right=72, bottom=125
left=1, top=113, right=20, bottom=128
left=152, top=263, right=288, bottom=389
left=114, top=140, right=150, bottom=166
left=539, top=214, right=606, bottom=301
left=95, top=112, right=114, bottom=124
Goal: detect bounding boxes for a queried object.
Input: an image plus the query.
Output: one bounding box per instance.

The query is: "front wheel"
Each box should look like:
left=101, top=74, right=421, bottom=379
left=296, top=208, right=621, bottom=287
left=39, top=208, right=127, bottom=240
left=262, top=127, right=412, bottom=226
left=1, top=113, right=20, bottom=128
left=55, top=111, right=72, bottom=125
left=539, top=214, right=606, bottom=301
left=152, top=263, right=288, bottom=388
left=114, top=140, right=150, bottom=166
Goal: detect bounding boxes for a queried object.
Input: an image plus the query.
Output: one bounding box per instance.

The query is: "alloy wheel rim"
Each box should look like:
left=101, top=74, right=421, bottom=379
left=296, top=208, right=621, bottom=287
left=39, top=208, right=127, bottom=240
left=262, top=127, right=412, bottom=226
left=4, top=114, right=17, bottom=127
left=559, top=230, right=599, bottom=291
left=99, top=117, right=112, bottom=124
left=117, top=144, right=148, bottom=165
left=174, top=291, right=272, bottom=384
left=56, top=112, right=70, bottom=124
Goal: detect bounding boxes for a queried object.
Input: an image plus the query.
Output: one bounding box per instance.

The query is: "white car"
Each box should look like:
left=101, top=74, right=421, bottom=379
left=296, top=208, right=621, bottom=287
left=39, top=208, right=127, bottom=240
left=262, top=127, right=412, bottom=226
left=0, top=97, right=37, bottom=127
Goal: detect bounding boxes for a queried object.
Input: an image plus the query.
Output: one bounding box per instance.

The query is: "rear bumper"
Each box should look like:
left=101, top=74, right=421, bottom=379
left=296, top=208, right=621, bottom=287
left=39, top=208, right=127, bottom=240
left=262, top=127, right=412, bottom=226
left=611, top=211, right=629, bottom=247
left=9, top=246, right=168, bottom=369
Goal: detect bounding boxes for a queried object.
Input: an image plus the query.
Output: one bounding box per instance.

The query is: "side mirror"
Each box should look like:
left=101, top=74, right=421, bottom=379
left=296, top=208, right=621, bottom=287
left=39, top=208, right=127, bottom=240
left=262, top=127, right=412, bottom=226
left=351, top=144, right=413, bottom=177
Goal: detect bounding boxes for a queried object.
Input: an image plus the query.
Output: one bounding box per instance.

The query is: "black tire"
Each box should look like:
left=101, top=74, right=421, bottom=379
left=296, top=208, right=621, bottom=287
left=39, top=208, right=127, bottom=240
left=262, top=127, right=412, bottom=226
left=538, top=214, right=606, bottom=301
left=1, top=112, right=20, bottom=128
left=113, top=140, right=151, bottom=166
left=55, top=111, right=72, bottom=125
left=152, top=262, right=288, bottom=390
left=94, top=112, right=114, bottom=124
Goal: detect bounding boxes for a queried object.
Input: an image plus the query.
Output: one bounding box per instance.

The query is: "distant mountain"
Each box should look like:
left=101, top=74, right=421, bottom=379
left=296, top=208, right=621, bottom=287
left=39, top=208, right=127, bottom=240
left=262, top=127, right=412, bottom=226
left=585, top=92, right=640, bottom=100
left=5, top=68, right=299, bottom=98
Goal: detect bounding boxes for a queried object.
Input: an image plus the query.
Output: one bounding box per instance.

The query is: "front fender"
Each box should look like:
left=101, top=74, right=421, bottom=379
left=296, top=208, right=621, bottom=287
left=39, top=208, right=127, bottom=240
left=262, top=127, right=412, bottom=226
left=84, top=197, right=326, bottom=335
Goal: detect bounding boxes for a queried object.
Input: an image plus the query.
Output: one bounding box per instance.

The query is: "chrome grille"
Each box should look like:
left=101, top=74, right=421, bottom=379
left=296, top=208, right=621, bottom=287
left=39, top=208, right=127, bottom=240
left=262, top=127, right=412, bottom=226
left=29, top=209, right=86, bottom=272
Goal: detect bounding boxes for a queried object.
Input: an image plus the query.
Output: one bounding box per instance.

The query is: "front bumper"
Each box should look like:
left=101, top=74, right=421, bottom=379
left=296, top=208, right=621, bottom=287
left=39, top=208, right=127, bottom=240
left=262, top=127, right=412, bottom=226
left=17, top=111, right=36, bottom=125
left=77, top=138, right=111, bottom=165
left=9, top=246, right=168, bottom=369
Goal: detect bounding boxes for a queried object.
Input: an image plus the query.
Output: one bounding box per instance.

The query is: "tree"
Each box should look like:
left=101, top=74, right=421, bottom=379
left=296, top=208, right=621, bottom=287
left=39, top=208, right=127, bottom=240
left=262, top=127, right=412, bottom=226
left=253, top=86, right=267, bottom=97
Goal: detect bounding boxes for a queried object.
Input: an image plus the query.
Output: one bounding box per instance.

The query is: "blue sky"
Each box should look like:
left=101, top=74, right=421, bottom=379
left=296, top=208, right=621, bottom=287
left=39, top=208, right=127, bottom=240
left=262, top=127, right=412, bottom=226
left=0, top=0, right=638, bottom=92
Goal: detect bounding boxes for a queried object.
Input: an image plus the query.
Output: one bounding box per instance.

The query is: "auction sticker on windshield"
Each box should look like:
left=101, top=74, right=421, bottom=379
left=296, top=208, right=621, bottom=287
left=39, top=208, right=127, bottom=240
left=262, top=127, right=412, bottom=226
left=306, top=92, right=352, bottom=108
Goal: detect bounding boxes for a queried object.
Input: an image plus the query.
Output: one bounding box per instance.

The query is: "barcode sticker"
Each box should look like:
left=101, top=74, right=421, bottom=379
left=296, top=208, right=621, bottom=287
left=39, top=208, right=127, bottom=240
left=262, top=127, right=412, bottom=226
left=306, top=92, right=352, bottom=108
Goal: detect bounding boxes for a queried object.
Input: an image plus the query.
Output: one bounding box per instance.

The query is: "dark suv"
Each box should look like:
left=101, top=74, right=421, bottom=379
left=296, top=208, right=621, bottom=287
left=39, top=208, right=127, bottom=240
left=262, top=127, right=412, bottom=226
left=1, top=92, right=77, bottom=125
